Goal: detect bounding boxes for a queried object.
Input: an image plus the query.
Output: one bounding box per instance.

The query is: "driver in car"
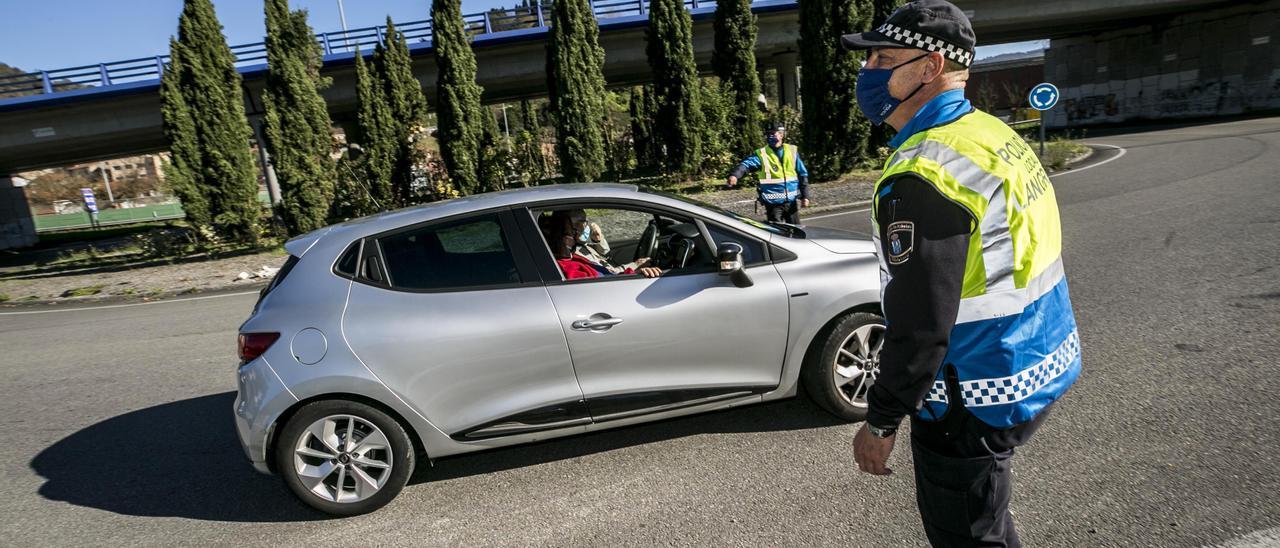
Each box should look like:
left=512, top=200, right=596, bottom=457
left=541, top=210, right=662, bottom=280
left=563, top=209, right=654, bottom=275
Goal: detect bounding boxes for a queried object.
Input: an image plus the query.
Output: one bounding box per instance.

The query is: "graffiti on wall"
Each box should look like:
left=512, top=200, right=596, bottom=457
left=1058, top=75, right=1280, bottom=126
left=1065, top=94, right=1120, bottom=122
left=1155, top=79, right=1231, bottom=115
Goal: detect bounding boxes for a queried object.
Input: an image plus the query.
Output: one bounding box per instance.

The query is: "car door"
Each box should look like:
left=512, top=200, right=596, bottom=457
left=341, top=209, right=588, bottom=440
left=521, top=203, right=790, bottom=422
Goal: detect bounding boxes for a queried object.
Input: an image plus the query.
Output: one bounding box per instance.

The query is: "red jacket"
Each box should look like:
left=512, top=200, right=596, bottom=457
left=556, top=255, right=632, bottom=279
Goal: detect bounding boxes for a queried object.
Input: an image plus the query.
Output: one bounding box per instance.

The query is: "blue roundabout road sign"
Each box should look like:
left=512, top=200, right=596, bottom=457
left=1029, top=83, right=1059, bottom=111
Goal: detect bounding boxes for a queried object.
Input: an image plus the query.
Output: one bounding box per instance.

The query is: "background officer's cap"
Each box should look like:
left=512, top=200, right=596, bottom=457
left=839, top=0, right=976, bottom=68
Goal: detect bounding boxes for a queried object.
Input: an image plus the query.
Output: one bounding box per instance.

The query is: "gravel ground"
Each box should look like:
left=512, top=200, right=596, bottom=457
left=687, top=171, right=878, bottom=216
left=0, top=249, right=284, bottom=306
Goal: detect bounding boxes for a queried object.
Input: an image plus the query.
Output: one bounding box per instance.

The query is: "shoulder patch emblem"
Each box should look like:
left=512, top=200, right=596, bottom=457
left=887, top=221, right=914, bottom=265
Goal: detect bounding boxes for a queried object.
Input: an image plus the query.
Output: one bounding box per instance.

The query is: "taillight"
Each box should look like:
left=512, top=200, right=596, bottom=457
left=238, top=332, right=280, bottom=365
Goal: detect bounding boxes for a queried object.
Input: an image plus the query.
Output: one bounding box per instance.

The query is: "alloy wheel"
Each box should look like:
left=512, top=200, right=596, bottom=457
left=832, top=323, right=885, bottom=408
left=292, top=414, right=394, bottom=503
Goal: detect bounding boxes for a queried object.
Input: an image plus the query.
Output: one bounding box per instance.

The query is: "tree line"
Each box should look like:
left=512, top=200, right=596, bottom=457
left=159, top=0, right=903, bottom=243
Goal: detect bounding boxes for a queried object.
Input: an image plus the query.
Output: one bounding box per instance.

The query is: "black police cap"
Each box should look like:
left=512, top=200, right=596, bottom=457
left=840, top=0, right=976, bottom=68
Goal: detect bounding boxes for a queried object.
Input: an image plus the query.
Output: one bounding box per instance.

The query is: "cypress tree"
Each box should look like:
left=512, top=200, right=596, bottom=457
left=159, top=38, right=211, bottom=231
left=698, top=78, right=734, bottom=175
left=546, top=0, right=607, bottom=182
left=519, top=99, right=539, bottom=133
left=352, top=49, right=395, bottom=211
left=432, top=0, right=486, bottom=195
left=799, top=0, right=872, bottom=180
left=629, top=85, right=657, bottom=170
left=477, top=107, right=509, bottom=192
left=646, top=0, right=702, bottom=176
left=263, top=0, right=336, bottom=236
left=513, top=100, right=547, bottom=185
left=375, top=19, right=430, bottom=206
left=712, top=0, right=763, bottom=154
left=160, top=0, right=261, bottom=243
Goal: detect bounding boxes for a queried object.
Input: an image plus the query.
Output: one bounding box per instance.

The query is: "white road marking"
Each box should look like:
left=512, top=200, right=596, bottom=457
left=1208, top=525, right=1280, bottom=547
left=1050, top=143, right=1127, bottom=177
left=0, top=290, right=260, bottom=316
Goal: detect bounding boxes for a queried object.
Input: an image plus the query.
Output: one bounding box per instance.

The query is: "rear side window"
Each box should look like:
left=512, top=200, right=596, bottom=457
left=255, top=255, right=299, bottom=311
left=334, top=241, right=360, bottom=277
left=377, top=214, right=521, bottom=291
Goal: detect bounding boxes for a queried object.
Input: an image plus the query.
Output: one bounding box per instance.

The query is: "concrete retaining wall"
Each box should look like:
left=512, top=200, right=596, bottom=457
left=1043, top=0, right=1280, bottom=128
left=0, top=177, right=37, bottom=250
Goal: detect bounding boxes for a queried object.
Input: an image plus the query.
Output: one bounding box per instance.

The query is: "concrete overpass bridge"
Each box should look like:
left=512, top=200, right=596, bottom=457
left=1, top=0, right=1276, bottom=249
left=0, top=0, right=1256, bottom=174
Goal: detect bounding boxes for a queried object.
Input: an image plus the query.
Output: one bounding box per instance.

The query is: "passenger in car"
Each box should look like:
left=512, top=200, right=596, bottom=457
left=540, top=211, right=661, bottom=280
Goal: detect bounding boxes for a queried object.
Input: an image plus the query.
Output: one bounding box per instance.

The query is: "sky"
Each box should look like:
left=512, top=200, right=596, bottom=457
left=0, top=0, right=1046, bottom=72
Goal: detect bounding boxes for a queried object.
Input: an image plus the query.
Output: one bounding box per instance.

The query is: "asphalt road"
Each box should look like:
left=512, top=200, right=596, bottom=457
left=2, top=117, right=1278, bottom=546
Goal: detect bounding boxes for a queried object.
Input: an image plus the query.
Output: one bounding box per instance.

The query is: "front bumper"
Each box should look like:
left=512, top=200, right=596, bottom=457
left=234, top=357, right=296, bottom=475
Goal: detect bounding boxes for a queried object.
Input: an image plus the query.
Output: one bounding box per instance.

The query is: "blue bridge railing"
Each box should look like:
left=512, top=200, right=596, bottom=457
left=0, top=0, right=722, bottom=100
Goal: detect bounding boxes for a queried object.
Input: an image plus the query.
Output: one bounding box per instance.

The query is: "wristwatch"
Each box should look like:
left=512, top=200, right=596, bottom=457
left=867, top=423, right=898, bottom=438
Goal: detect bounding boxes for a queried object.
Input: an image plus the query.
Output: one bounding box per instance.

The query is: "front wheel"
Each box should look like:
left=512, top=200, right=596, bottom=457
left=275, top=400, right=415, bottom=516
left=802, top=312, right=886, bottom=422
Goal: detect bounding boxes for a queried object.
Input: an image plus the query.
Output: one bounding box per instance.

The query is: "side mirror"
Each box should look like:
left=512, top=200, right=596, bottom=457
left=717, top=243, right=753, bottom=288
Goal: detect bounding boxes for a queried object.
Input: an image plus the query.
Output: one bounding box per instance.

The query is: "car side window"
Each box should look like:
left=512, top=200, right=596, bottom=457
left=705, top=223, right=766, bottom=265
left=534, top=205, right=714, bottom=282
left=376, top=214, right=521, bottom=291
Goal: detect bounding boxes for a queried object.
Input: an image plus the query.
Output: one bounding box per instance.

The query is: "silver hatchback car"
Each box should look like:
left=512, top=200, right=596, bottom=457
left=235, top=183, right=885, bottom=515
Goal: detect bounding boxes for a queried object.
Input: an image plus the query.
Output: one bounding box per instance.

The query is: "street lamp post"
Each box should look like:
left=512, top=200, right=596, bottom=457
left=337, top=0, right=351, bottom=52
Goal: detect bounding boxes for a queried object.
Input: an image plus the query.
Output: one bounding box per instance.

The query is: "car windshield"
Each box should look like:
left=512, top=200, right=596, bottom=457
left=638, top=188, right=801, bottom=237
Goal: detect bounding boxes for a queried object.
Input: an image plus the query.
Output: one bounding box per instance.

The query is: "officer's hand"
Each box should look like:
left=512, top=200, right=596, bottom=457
left=853, top=423, right=896, bottom=476
left=727, top=176, right=738, bottom=189
left=801, top=198, right=810, bottom=208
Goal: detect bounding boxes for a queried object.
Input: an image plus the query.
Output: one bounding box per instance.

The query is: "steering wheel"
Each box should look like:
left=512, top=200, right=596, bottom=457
left=634, top=220, right=659, bottom=263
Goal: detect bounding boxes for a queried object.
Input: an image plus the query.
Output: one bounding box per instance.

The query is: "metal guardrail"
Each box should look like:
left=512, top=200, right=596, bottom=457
left=0, top=0, right=720, bottom=100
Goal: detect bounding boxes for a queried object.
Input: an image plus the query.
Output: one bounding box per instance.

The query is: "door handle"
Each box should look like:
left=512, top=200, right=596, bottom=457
left=571, top=317, right=623, bottom=330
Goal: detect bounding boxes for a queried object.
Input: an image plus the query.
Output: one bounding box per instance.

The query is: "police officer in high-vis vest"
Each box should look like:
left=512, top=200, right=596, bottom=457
left=841, top=1, right=1081, bottom=546
left=727, top=123, right=810, bottom=224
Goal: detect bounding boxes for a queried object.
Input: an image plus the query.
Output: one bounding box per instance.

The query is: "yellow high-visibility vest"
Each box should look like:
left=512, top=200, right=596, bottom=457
left=872, top=109, right=1081, bottom=428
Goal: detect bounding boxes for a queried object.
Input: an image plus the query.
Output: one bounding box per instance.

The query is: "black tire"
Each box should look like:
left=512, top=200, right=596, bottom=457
left=801, top=311, right=886, bottom=422
left=275, top=400, right=416, bottom=516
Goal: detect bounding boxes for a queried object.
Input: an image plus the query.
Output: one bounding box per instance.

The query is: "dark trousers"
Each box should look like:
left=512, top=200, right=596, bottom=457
left=763, top=200, right=800, bottom=224
left=910, top=371, right=1052, bottom=548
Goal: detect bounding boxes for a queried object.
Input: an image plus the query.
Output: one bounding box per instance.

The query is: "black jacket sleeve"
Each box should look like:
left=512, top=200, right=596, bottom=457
left=866, top=174, right=973, bottom=429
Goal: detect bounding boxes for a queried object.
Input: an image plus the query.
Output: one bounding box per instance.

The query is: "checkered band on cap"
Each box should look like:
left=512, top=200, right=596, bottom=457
left=925, top=330, right=1080, bottom=407
left=877, top=23, right=974, bottom=67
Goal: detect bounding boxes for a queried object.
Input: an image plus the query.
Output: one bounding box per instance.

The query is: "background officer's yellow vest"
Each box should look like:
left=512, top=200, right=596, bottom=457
left=872, top=110, right=1081, bottom=428
left=757, top=144, right=800, bottom=204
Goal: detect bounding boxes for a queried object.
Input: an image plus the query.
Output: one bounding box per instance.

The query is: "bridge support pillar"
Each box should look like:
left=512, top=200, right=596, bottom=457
left=0, top=176, right=37, bottom=251
left=251, top=118, right=283, bottom=206
left=774, top=53, right=800, bottom=110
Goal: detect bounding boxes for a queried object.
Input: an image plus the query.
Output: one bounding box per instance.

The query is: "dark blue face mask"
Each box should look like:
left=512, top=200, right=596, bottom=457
left=856, top=53, right=930, bottom=126
left=766, top=134, right=781, bottom=147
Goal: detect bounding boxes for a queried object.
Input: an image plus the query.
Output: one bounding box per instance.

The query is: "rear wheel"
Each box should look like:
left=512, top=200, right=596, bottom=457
left=275, top=400, right=415, bottom=516
left=802, top=312, right=886, bottom=422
